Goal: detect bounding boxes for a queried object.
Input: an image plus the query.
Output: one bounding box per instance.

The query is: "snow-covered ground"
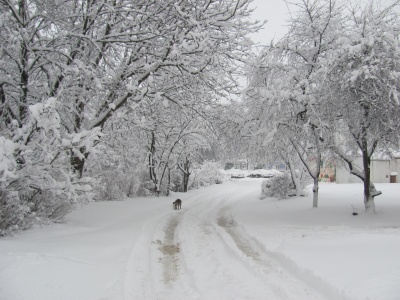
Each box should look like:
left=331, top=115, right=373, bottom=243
left=1, top=179, right=399, bottom=300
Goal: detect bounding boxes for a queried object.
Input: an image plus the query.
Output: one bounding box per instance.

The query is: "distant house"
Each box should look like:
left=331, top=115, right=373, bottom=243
left=225, top=159, right=249, bottom=170
left=336, top=157, right=400, bottom=184
left=265, top=162, right=288, bottom=172
left=319, top=160, right=336, bottom=182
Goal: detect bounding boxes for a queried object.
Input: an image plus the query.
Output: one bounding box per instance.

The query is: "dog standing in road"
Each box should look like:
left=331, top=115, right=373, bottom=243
left=173, top=199, right=182, bottom=210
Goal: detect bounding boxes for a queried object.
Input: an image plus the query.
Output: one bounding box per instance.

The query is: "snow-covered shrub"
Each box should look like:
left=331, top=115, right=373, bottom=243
left=261, top=173, right=293, bottom=199
left=132, top=164, right=166, bottom=196
left=136, top=180, right=158, bottom=196
left=0, top=191, right=37, bottom=235
left=0, top=98, right=97, bottom=235
left=130, top=168, right=159, bottom=197
left=188, top=161, right=227, bottom=189
left=95, top=164, right=159, bottom=200
left=96, top=169, right=127, bottom=201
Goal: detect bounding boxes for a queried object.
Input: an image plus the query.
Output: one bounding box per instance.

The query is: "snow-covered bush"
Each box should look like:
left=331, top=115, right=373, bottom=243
left=135, top=180, right=158, bottom=196
left=127, top=167, right=158, bottom=197
left=0, top=191, right=37, bottom=235
left=0, top=98, right=97, bottom=235
left=96, top=169, right=127, bottom=201
left=188, top=161, right=227, bottom=189
left=261, top=173, right=293, bottom=199
left=95, top=164, right=159, bottom=200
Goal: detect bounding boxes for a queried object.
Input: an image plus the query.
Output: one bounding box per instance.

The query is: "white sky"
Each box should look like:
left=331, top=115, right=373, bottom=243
left=249, top=0, right=291, bottom=45
left=248, top=0, right=400, bottom=46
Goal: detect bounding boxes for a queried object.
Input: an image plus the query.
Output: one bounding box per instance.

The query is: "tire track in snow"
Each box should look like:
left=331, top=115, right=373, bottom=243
left=125, top=180, right=344, bottom=299
left=217, top=212, right=262, bottom=263
left=159, top=216, right=180, bottom=285
left=176, top=187, right=291, bottom=299
left=126, top=199, right=205, bottom=300
left=216, top=203, right=348, bottom=300
left=122, top=210, right=172, bottom=300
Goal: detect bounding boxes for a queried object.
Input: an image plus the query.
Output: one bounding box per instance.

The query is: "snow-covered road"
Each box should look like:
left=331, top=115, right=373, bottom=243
left=125, top=180, right=328, bottom=300
left=1, top=179, right=400, bottom=300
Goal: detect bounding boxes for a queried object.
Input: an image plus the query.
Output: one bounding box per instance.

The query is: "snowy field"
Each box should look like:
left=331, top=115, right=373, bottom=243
left=0, top=179, right=399, bottom=300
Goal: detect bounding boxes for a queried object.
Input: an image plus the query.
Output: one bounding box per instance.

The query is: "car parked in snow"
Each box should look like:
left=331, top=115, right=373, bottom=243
left=231, top=173, right=245, bottom=179
left=248, top=169, right=281, bottom=178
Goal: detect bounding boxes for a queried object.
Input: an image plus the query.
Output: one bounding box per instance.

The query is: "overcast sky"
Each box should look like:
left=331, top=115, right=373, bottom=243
left=249, top=0, right=290, bottom=45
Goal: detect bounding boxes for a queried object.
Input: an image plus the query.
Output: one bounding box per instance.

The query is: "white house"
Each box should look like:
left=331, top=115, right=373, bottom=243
left=336, top=157, right=400, bottom=184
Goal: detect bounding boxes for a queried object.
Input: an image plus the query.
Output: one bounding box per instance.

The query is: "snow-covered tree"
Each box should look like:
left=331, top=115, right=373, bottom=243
left=0, top=98, right=98, bottom=235
left=244, top=0, right=343, bottom=207
left=0, top=0, right=260, bottom=175
left=142, top=98, right=212, bottom=195
left=0, top=0, right=260, bottom=232
left=322, top=1, right=400, bottom=212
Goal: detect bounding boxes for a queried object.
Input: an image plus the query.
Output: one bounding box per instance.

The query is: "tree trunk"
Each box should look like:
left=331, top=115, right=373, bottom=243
left=285, top=155, right=303, bottom=196
left=70, top=147, right=88, bottom=178
left=291, top=126, right=321, bottom=208
left=362, top=147, right=373, bottom=212
left=166, top=168, right=171, bottom=196
left=180, top=156, right=191, bottom=192
left=148, top=132, right=159, bottom=194
left=312, top=127, right=322, bottom=208
left=364, top=181, right=380, bottom=213
left=361, top=148, right=381, bottom=213
left=334, top=146, right=381, bottom=213
left=358, top=114, right=380, bottom=212
left=19, top=41, right=29, bottom=121
left=312, top=177, right=319, bottom=208
left=183, top=171, right=190, bottom=192
left=364, top=190, right=375, bottom=212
